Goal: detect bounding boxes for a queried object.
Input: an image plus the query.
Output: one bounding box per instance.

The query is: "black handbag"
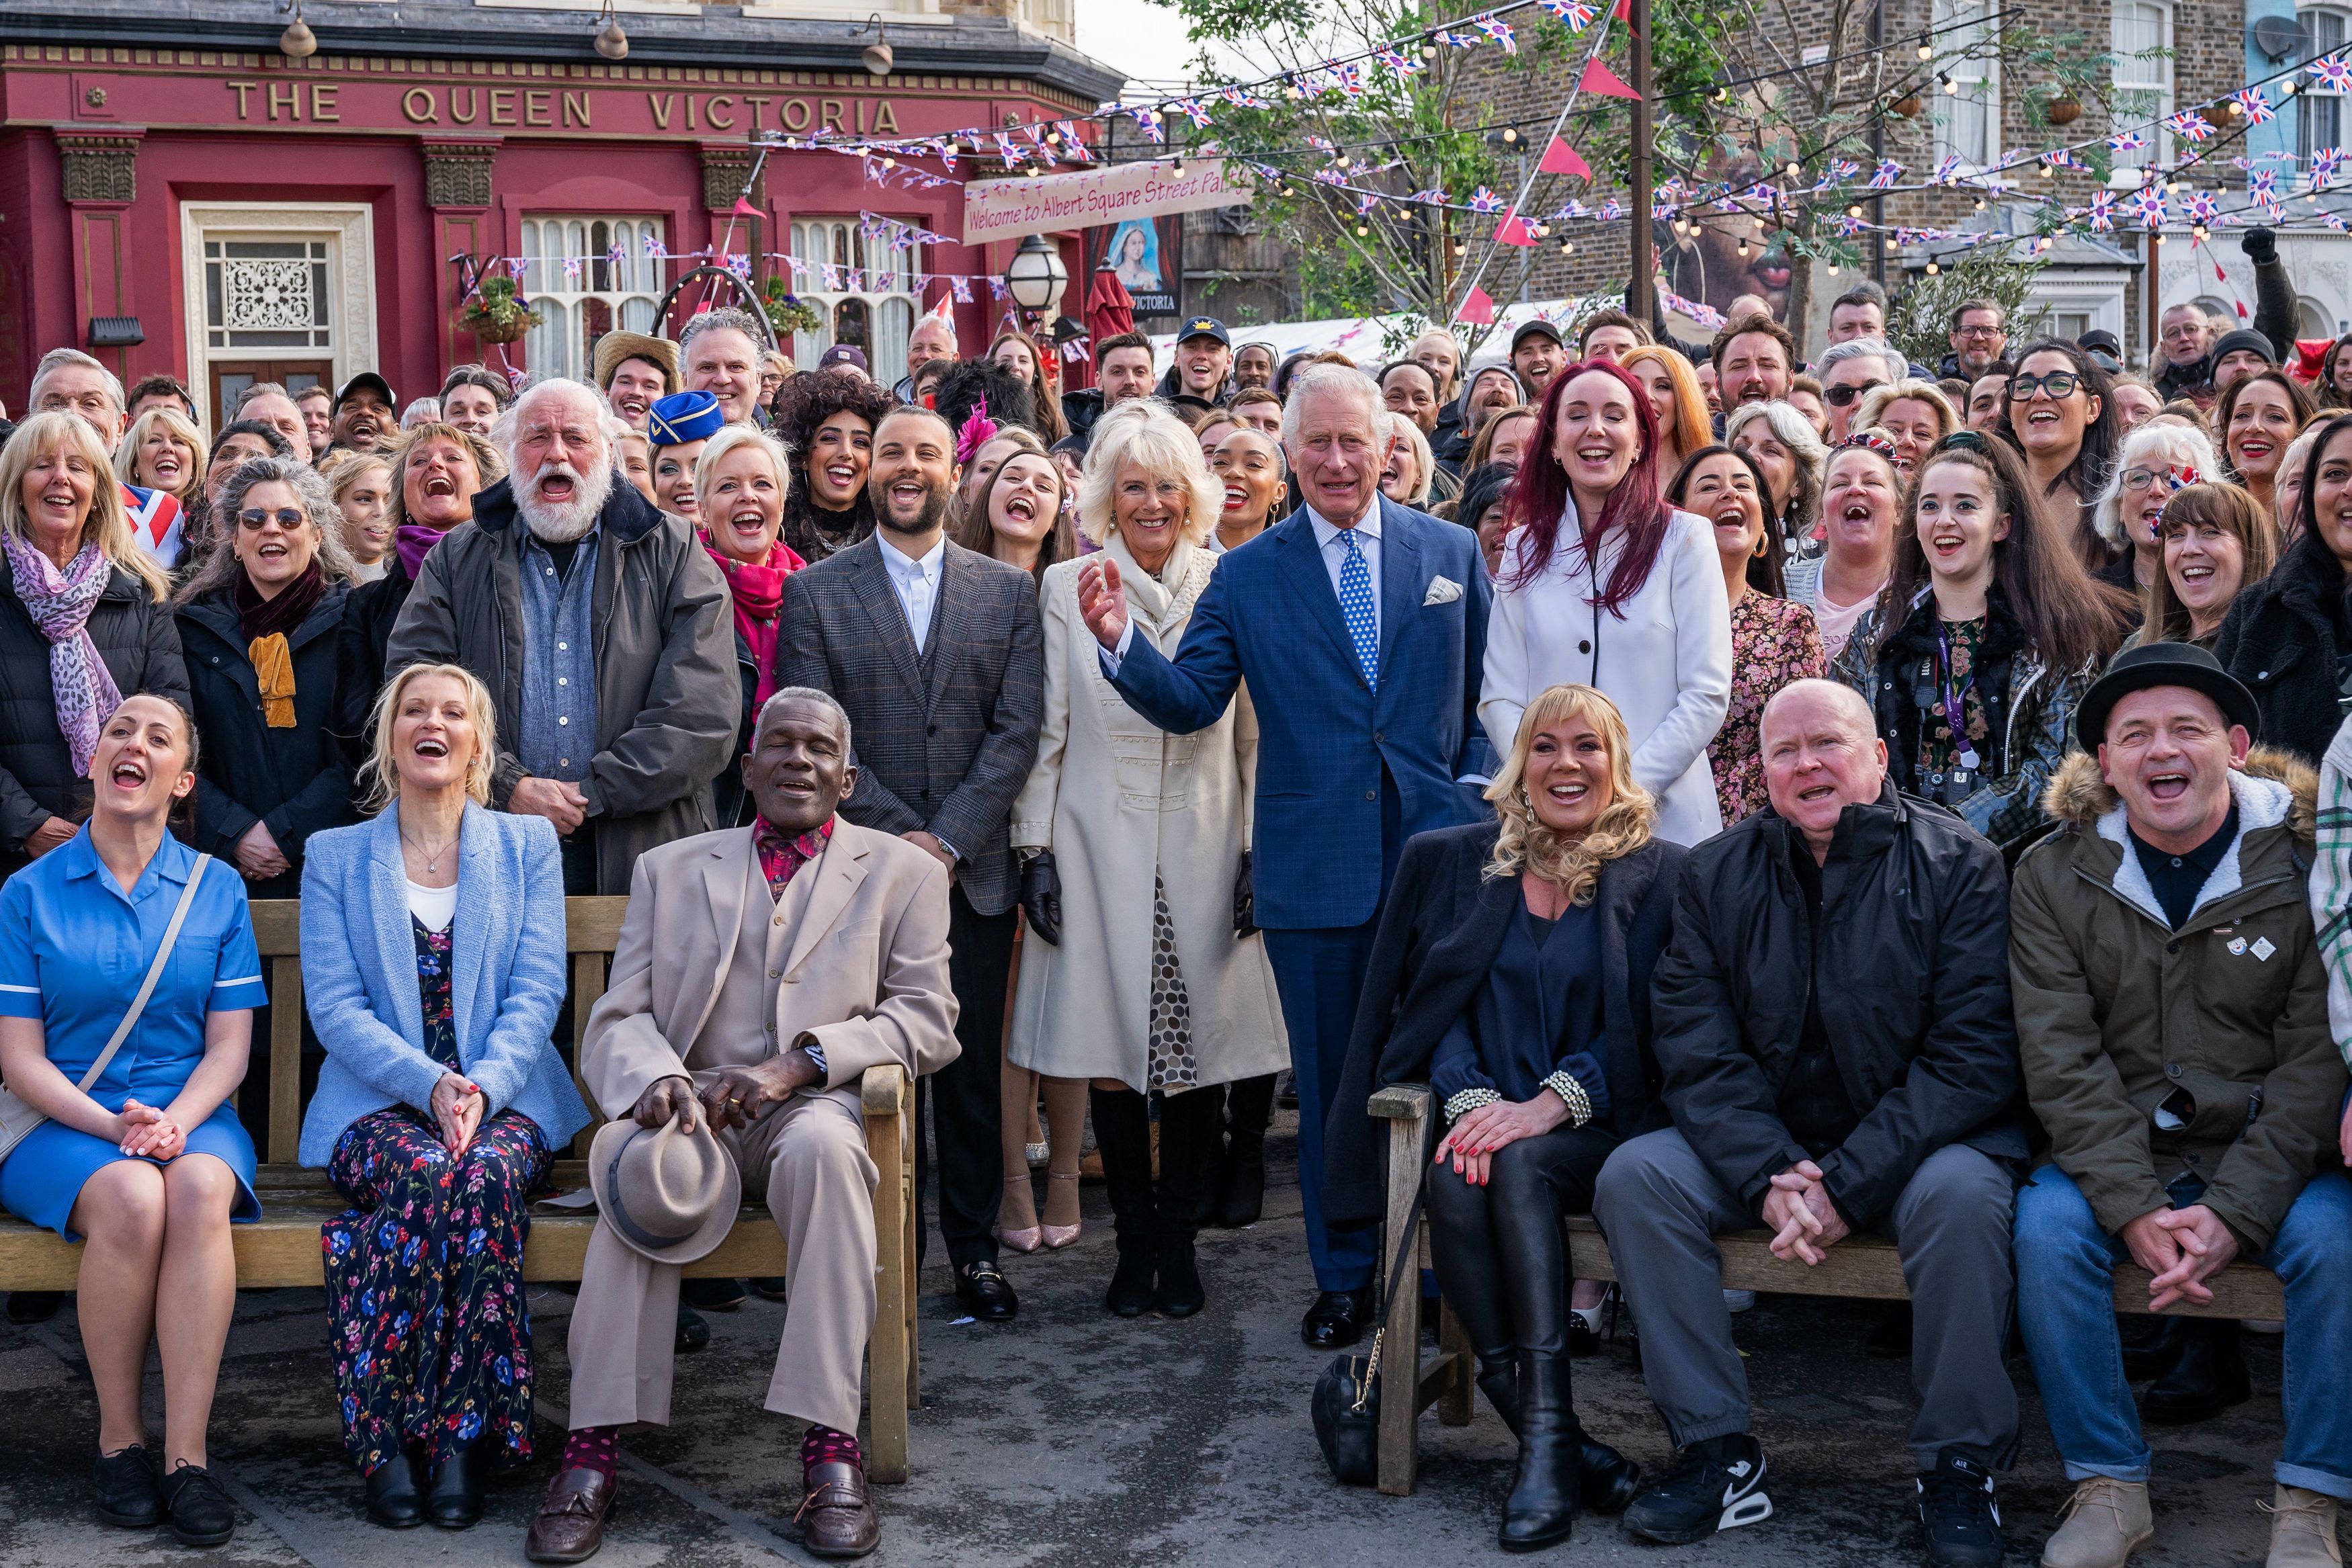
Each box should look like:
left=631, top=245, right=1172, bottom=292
left=1311, top=1180, right=1429, bottom=1486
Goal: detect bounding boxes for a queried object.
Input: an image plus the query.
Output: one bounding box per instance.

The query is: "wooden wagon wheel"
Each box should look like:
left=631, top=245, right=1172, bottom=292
left=654, top=263, right=780, bottom=353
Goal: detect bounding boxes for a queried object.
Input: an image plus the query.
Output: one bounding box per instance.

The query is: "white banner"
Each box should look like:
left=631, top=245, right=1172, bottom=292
left=961, top=159, right=1254, bottom=244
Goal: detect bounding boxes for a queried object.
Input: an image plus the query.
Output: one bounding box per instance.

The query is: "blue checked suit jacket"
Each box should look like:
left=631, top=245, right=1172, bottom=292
left=1108, top=496, right=1491, bottom=930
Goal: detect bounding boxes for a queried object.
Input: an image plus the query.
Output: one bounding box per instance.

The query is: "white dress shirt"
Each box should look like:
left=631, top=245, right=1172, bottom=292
left=1101, top=493, right=1380, bottom=674
left=878, top=532, right=946, bottom=656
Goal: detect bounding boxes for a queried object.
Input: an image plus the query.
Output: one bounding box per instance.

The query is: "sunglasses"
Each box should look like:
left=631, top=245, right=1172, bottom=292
left=236, top=507, right=306, bottom=531
left=2008, top=371, right=2083, bottom=400
left=1822, top=380, right=1888, bottom=407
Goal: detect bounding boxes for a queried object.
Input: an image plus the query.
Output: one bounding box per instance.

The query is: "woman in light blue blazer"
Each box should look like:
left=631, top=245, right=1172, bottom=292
left=298, top=661, right=588, bottom=1532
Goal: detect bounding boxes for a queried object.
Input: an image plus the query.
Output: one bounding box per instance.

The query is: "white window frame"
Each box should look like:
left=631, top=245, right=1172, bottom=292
left=518, top=214, right=669, bottom=383
left=2300, top=7, right=2350, bottom=165
left=2109, top=0, right=2175, bottom=181
left=1931, top=0, right=2002, bottom=173
left=788, top=218, right=922, bottom=388
left=177, top=202, right=378, bottom=428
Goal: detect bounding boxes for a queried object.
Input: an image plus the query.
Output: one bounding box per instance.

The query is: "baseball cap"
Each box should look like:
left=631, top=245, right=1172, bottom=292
left=816, top=345, right=869, bottom=374
left=335, top=370, right=396, bottom=412
left=1511, top=319, right=1566, bottom=351
left=1177, top=316, right=1230, bottom=347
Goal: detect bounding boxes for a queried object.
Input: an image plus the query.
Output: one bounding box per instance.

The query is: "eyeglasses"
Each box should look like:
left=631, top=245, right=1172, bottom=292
left=236, top=507, right=306, bottom=531
left=1954, top=323, right=2004, bottom=339
left=2120, top=466, right=2199, bottom=490
left=1822, top=380, right=1888, bottom=407
left=2008, top=371, right=2082, bottom=400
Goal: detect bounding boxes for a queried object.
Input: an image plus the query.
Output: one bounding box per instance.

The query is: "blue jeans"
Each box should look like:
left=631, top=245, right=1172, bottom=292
left=2013, top=1164, right=2352, bottom=1499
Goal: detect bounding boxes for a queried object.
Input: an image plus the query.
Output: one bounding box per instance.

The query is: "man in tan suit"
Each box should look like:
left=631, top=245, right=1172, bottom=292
left=527, top=687, right=959, bottom=1564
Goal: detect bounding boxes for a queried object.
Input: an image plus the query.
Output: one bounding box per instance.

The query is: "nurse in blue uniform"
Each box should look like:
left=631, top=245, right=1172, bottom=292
left=0, top=694, right=264, bottom=1549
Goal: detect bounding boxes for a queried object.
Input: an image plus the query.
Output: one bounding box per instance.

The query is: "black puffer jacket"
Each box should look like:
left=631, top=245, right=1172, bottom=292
left=1650, top=779, right=2026, bottom=1228
left=336, top=552, right=417, bottom=738
left=0, top=555, right=189, bottom=878
left=2214, top=529, right=2347, bottom=765
left=177, top=583, right=358, bottom=898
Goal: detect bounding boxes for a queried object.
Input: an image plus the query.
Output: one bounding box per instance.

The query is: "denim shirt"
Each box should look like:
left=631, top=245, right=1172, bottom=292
left=517, top=530, right=599, bottom=784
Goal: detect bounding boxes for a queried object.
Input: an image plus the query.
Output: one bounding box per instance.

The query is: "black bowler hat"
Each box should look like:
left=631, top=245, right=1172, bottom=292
left=2072, top=642, right=2260, bottom=750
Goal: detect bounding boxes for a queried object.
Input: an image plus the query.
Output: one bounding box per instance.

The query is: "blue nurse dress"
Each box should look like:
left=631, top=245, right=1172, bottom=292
left=0, top=827, right=268, bottom=1238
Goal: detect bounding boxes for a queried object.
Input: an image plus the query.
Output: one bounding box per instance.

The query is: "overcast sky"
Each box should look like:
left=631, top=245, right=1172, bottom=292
left=1073, top=0, right=1253, bottom=94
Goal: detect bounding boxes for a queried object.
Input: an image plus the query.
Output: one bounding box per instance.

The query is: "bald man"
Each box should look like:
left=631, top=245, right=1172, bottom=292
left=1595, top=681, right=2024, bottom=1562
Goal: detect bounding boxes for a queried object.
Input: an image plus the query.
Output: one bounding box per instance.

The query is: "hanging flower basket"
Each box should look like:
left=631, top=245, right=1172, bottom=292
left=761, top=276, right=823, bottom=338
left=2046, top=95, right=2083, bottom=126
left=1890, top=93, right=1923, bottom=118
left=460, top=277, right=542, bottom=345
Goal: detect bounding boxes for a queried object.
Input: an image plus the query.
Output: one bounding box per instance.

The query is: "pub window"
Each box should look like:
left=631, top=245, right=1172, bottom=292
left=788, top=219, right=921, bottom=387
left=204, top=238, right=333, bottom=353
left=2302, top=9, right=2349, bottom=165
left=518, top=215, right=667, bottom=382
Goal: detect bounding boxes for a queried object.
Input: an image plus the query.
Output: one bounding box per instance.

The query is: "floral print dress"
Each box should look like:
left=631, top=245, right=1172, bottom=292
left=321, top=914, right=553, bottom=1478
left=1708, top=595, right=1827, bottom=825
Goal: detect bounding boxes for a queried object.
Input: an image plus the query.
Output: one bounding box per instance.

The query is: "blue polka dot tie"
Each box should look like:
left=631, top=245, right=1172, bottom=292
left=1337, top=529, right=1378, bottom=692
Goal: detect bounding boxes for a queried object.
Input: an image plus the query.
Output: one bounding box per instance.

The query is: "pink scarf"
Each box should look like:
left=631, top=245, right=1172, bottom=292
left=3, top=534, right=122, bottom=778
left=395, top=522, right=450, bottom=580
left=700, top=533, right=805, bottom=711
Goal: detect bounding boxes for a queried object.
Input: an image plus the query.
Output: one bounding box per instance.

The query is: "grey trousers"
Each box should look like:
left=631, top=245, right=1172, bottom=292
left=1591, top=1127, right=2019, bottom=1470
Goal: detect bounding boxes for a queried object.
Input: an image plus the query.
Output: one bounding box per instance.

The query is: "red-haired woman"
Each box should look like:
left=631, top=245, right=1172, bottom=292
left=1478, top=360, right=1732, bottom=846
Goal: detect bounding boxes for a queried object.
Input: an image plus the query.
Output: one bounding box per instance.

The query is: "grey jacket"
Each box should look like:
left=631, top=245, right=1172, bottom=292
left=386, top=475, right=738, bottom=896
left=776, top=534, right=1043, bottom=916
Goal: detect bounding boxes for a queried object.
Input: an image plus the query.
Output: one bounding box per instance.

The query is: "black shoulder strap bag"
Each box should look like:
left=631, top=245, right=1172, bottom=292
left=1310, top=1176, right=1429, bottom=1486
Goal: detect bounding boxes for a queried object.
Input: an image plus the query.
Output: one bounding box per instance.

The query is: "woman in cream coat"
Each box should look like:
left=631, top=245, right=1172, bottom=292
left=1480, top=360, right=1731, bottom=847
left=1009, top=400, right=1288, bottom=1320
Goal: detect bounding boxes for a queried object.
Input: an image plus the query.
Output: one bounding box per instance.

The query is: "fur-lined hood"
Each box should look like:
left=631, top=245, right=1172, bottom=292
left=2041, top=745, right=2318, bottom=845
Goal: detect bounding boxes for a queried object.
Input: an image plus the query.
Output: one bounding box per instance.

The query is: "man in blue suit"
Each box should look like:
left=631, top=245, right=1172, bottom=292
left=1078, top=364, right=1493, bottom=1346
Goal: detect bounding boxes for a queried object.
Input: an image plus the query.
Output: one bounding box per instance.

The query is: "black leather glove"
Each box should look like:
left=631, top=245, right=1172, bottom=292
left=1020, top=851, right=1062, bottom=946
left=1233, top=851, right=1257, bottom=939
left=2242, top=225, right=2278, bottom=266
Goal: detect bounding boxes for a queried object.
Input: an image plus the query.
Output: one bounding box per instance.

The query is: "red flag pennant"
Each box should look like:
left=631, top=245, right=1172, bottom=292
left=732, top=197, right=762, bottom=217
left=1540, top=137, right=1590, bottom=178
left=1580, top=58, right=1641, bottom=99
left=1457, top=284, right=1497, bottom=325
left=1613, top=0, right=1631, bottom=17
left=1494, top=210, right=1537, bottom=246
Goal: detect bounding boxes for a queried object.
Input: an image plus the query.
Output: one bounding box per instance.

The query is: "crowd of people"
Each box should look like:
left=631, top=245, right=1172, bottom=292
left=1, top=232, right=2351, bottom=1567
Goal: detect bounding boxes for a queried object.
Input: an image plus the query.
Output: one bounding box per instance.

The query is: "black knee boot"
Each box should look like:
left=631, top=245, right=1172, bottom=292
left=1500, top=1352, right=1581, bottom=1551
left=1089, top=1086, right=1157, bottom=1316
left=1152, top=1088, right=1220, bottom=1317
left=1214, top=1074, right=1275, bottom=1229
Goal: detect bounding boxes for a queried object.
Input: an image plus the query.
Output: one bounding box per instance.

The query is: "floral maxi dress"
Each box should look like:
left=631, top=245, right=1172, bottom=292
left=321, top=915, right=553, bottom=1477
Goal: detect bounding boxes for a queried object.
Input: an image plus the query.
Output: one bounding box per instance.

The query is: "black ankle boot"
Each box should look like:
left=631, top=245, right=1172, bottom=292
left=1105, top=1241, right=1157, bottom=1316
left=364, top=1451, right=423, bottom=1528
left=1214, top=1130, right=1265, bottom=1229
left=424, top=1444, right=482, bottom=1530
left=1499, top=1353, right=1581, bottom=1553
left=1152, top=1231, right=1205, bottom=1317
left=2141, top=1318, right=2251, bottom=1424
left=1577, top=1436, right=1641, bottom=1514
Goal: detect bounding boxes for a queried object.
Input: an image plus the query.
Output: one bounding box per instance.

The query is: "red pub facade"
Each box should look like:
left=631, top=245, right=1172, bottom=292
left=0, top=1, right=1122, bottom=424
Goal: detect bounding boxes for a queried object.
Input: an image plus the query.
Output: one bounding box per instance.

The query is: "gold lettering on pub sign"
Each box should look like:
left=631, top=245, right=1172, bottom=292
left=367, top=83, right=897, bottom=136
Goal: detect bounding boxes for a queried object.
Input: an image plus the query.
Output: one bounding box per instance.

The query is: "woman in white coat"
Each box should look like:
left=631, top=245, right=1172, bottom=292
left=1480, top=359, right=1732, bottom=846
left=1009, top=400, right=1289, bottom=1321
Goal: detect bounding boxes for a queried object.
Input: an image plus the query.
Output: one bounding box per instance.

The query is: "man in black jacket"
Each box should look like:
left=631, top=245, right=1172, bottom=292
left=2153, top=227, right=2300, bottom=405
left=777, top=404, right=1044, bottom=1323
left=1593, top=681, right=2023, bottom=1568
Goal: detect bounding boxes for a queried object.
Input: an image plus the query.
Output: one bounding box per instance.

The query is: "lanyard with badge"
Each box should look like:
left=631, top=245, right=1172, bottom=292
left=1933, top=619, right=1981, bottom=792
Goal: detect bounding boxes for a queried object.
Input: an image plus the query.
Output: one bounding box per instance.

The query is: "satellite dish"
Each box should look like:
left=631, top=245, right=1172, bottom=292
left=2253, top=15, right=2306, bottom=62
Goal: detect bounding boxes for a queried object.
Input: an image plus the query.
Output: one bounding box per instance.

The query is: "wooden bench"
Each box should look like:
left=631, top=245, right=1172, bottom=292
left=1366, top=1082, right=2290, bottom=1498
left=0, top=896, right=923, bottom=1484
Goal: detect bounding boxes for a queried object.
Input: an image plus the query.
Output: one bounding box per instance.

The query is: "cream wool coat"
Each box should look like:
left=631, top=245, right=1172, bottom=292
left=1007, top=532, right=1290, bottom=1092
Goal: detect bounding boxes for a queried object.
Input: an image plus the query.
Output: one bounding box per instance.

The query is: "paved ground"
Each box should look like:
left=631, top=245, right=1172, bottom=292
left=0, top=1110, right=2325, bottom=1566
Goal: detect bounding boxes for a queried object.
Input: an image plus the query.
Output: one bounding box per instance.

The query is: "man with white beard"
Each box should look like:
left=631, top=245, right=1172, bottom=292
left=388, top=377, right=738, bottom=895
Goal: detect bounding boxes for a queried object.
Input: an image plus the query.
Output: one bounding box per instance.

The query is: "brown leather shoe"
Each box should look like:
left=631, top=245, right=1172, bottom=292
left=794, top=1461, right=880, bottom=1559
left=526, top=1467, right=617, bottom=1563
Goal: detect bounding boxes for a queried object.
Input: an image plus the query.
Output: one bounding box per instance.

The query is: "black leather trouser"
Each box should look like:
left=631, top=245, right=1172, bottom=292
left=1426, top=1122, right=1621, bottom=1363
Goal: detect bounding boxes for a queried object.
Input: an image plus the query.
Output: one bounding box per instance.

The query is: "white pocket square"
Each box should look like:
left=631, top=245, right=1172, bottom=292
left=1423, top=576, right=1464, bottom=606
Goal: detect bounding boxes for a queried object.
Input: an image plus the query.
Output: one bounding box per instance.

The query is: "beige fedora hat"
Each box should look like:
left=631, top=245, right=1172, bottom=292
left=592, top=331, right=681, bottom=395
left=587, top=1110, right=741, bottom=1265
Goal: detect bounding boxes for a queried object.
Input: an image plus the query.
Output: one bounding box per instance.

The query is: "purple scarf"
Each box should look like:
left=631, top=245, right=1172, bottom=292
left=3, top=534, right=122, bottom=778
left=395, top=521, right=450, bottom=580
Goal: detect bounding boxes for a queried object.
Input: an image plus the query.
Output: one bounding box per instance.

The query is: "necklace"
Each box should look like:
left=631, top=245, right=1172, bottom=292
left=401, top=824, right=460, bottom=875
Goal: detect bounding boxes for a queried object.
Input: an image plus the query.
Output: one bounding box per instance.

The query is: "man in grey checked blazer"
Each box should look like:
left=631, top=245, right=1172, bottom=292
left=778, top=404, right=1044, bottom=1321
